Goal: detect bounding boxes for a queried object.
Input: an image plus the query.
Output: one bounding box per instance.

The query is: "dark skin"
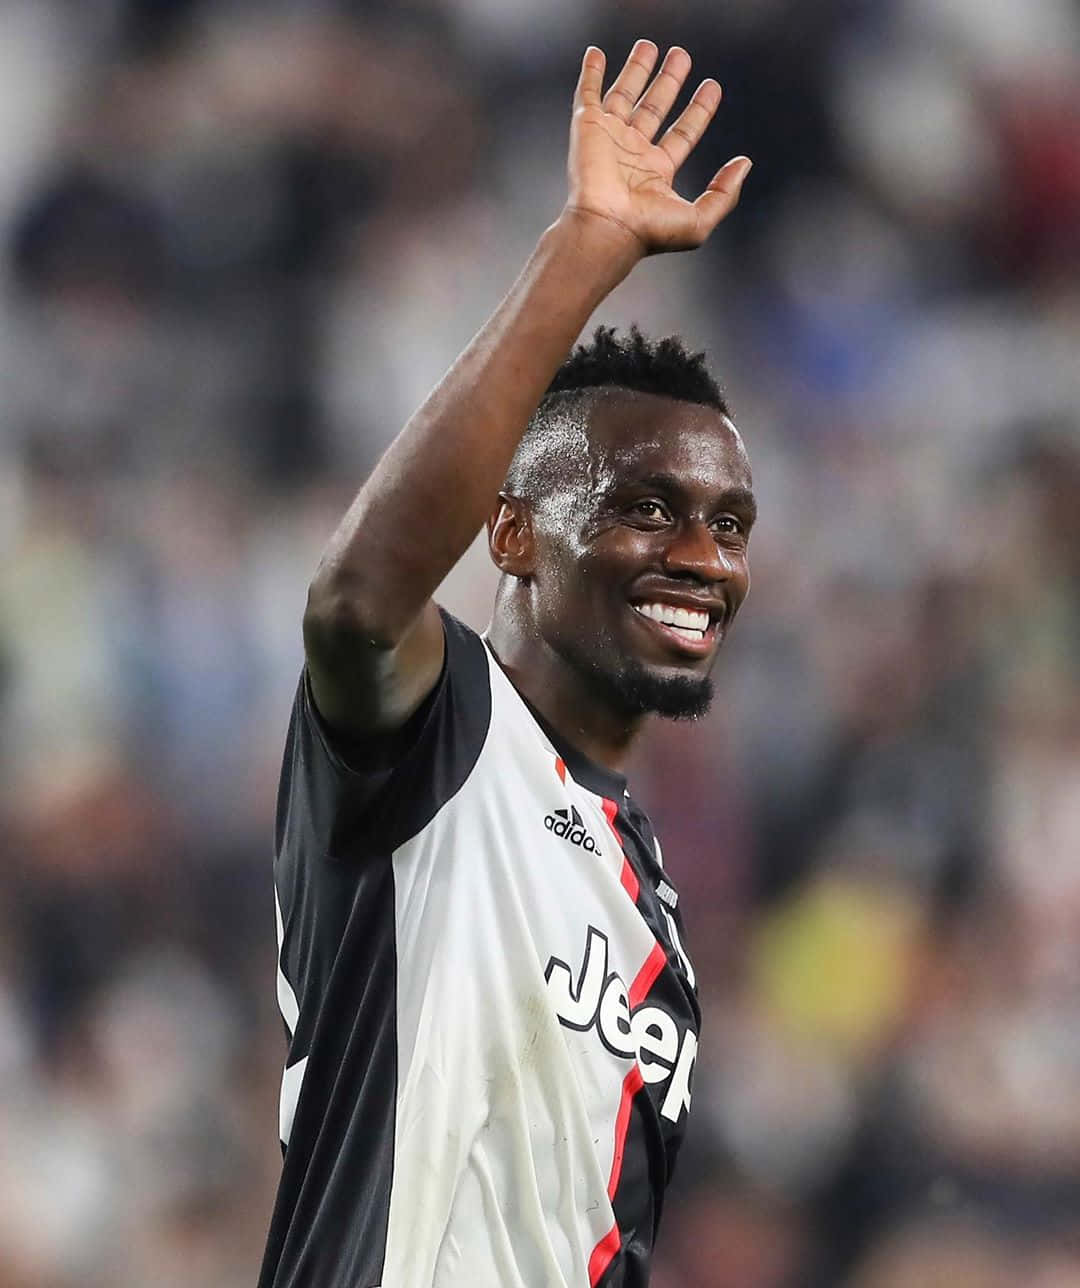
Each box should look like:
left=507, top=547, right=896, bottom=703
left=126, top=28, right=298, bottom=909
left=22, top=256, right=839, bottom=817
left=487, top=390, right=755, bottom=769
left=303, top=41, right=752, bottom=760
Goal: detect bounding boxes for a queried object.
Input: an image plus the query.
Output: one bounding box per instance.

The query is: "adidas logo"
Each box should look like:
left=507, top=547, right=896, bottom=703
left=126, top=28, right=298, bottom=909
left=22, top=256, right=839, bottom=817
left=544, top=804, right=602, bottom=854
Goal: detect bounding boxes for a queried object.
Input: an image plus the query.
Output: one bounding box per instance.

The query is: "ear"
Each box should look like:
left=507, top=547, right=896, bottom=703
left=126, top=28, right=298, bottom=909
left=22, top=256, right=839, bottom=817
left=487, top=493, right=536, bottom=578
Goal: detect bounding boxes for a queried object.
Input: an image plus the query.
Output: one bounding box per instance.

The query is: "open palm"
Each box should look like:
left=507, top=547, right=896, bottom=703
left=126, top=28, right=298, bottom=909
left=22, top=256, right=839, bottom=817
left=567, top=41, right=751, bottom=255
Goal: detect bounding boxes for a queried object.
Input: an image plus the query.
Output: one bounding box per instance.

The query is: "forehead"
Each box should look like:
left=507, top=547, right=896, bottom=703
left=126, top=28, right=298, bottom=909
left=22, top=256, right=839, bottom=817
left=584, top=389, right=751, bottom=494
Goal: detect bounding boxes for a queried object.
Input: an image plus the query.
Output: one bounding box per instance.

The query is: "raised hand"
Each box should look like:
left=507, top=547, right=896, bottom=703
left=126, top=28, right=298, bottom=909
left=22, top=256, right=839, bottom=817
left=565, top=41, right=751, bottom=257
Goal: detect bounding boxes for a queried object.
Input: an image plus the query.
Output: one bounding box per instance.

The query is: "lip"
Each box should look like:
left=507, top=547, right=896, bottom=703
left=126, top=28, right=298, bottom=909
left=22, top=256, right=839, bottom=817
left=627, top=602, right=720, bottom=659
left=629, top=585, right=729, bottom=623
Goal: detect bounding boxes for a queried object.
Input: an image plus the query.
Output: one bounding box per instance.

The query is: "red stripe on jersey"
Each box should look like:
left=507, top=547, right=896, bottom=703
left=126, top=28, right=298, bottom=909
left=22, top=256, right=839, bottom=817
left=555, top=756, right=566, bottom=784
left=629, top=940, right=667, bottom=1008
left=588, top=1223, right=621, bottom=1286
left=607, top=1063, right=645, bottom=1199
left=586, top=941, right=667, bottom=1284
left=619, top=859, right=639, bottom=903
left=602, top=797, right=640, bottom=903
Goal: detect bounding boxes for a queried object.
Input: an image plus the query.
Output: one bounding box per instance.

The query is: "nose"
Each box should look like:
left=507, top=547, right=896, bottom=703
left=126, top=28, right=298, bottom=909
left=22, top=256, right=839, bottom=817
left=662, top=519, right=732, bottom=583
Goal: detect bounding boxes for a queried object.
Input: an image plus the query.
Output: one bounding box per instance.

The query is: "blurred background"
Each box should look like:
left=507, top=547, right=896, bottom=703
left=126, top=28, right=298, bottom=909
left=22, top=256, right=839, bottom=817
left=1, top=0, right=1078, bottom=1284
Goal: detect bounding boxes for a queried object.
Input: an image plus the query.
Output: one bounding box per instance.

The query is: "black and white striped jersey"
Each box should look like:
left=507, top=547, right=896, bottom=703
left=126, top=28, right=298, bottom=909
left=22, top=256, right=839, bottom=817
left=260, top=610, right=700, bottom=1288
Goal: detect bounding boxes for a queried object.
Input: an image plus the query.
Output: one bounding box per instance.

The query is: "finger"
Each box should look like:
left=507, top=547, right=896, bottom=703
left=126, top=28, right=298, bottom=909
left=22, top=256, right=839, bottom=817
left=628, top=46, right=692, bottom=141
left=693, top=156, right=753, bottom=234
left=658, top=78, right=723, bottom=171
left=601, top=39, right=659, bottom=122
left=573, top=46, right=606, bottom=111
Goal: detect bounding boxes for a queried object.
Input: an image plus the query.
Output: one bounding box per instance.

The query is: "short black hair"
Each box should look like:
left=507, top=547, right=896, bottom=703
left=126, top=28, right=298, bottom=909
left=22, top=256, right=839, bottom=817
left=546, top=324, right=727, bottom=412
left=505, top=326, right=728, bottom=500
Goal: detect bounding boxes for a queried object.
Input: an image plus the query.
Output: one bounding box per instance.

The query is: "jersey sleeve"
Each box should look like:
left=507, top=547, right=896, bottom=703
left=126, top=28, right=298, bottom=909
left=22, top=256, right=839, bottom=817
left=276, top=607, right=492, bottom=859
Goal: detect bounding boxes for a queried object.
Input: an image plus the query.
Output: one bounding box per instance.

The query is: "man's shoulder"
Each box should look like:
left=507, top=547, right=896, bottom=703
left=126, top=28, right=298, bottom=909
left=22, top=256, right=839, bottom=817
left=277, top=606, right=494, bottom=858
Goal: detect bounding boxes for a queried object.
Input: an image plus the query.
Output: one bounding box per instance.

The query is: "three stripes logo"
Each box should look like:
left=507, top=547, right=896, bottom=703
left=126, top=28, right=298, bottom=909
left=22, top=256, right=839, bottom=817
left=544, top=804, right=602, bottom=854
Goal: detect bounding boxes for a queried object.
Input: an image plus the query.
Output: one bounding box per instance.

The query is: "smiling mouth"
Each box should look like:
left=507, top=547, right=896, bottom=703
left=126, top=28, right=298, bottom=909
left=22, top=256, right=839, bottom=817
left=630, top=600, right=721, bottom=655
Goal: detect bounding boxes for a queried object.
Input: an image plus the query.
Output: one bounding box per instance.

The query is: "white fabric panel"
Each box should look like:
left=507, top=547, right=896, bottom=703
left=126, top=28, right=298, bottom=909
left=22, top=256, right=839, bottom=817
left=274, top=884, right=300, bottom=1036
left=279, top=1055, right=309, bottom=1147
left=380, top=649, right=669, bottom=1287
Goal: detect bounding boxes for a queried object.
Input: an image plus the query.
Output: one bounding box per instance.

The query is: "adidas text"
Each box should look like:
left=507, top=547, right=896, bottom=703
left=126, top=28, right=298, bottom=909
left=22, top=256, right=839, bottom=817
left=544, top=805, right=601, bottom=854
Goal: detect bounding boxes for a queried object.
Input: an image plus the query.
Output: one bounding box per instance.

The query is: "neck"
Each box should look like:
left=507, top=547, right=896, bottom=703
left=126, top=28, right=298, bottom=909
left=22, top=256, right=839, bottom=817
left=486, top=602, right=647, bottom=774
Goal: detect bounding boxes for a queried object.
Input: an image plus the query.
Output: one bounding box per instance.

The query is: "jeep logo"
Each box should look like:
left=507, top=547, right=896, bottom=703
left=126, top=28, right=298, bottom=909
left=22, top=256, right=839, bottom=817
left=545, top=925, right=696, bottom=1124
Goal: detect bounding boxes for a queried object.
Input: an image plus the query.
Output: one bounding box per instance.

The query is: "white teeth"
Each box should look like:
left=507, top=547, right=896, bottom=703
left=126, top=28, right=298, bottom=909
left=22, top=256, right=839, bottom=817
left=633, top=601, right=709, bottom=631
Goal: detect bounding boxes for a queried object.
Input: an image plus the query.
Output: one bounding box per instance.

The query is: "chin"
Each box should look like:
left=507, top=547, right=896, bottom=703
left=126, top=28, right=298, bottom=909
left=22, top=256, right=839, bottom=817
left=595, top=655, right=715, bottom=720
left=553, top=632, right=716, bottom=720
left=624, top=666, right=715, bottom=720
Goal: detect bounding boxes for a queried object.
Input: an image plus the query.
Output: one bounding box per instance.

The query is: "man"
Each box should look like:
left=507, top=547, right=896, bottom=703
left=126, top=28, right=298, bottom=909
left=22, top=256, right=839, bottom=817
left=261, top=39, right=755, bottom=1288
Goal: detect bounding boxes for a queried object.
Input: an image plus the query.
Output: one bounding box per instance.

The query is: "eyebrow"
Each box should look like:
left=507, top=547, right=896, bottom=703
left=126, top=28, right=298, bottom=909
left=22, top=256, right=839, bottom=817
left=617, top=472, right=758, bottom=524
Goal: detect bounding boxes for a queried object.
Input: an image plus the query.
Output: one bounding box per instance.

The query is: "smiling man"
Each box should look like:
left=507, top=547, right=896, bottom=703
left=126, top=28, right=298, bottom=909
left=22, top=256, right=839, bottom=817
left=261, top=39, right=754, bottom=1288
left=492, top=347, right=755, bottom=745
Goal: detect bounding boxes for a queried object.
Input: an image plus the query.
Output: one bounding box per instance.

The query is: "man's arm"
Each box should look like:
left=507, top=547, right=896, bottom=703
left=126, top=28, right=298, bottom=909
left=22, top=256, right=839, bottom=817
left=303, top=40, right=752, bottom=736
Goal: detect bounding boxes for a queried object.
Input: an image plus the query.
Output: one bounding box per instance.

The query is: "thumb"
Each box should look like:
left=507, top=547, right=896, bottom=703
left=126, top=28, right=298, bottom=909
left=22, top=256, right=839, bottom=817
left=693, top=156, right=752, bottom=233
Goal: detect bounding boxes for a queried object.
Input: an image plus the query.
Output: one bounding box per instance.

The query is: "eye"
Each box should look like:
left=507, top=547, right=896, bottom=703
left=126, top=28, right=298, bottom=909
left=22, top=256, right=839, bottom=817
left=711, top=515, right=745, bottom=538
left=629, top=499, right=671, bottom=522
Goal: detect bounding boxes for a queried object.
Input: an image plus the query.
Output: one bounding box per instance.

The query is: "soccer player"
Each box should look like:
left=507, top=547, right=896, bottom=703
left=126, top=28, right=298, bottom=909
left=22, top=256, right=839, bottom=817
left=262, top=39, right=755, bottom=1288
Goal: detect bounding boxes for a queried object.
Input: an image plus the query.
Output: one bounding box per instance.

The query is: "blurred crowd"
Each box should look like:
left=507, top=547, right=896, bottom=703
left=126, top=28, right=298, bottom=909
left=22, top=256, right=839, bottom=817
left=1, top=1, right=1078, bottom=1284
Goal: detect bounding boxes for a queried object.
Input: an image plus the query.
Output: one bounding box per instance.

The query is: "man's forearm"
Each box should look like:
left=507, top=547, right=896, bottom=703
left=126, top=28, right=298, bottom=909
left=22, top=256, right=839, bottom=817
left=309, top=211, right=640, bottom=645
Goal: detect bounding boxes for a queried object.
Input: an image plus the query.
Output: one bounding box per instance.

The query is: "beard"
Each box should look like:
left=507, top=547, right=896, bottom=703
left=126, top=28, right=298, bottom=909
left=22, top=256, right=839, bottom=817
left=554, top=631, right=715, bottom=721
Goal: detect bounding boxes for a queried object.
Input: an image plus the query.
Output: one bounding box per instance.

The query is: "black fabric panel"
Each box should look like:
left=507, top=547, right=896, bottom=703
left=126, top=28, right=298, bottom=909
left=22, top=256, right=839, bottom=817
left=258, top=854, right=397, bottom=1288
left=261, top=608, right=492, bottom=1287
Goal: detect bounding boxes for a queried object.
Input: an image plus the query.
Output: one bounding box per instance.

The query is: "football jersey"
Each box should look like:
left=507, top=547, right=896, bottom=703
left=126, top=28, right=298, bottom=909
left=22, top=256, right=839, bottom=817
left=260, top=610, right=700, bottom=1288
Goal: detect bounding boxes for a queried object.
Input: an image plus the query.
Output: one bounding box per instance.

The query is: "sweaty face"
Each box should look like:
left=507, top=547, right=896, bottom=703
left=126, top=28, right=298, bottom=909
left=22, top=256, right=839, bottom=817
left=529, top=390, right=755, bottom=720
